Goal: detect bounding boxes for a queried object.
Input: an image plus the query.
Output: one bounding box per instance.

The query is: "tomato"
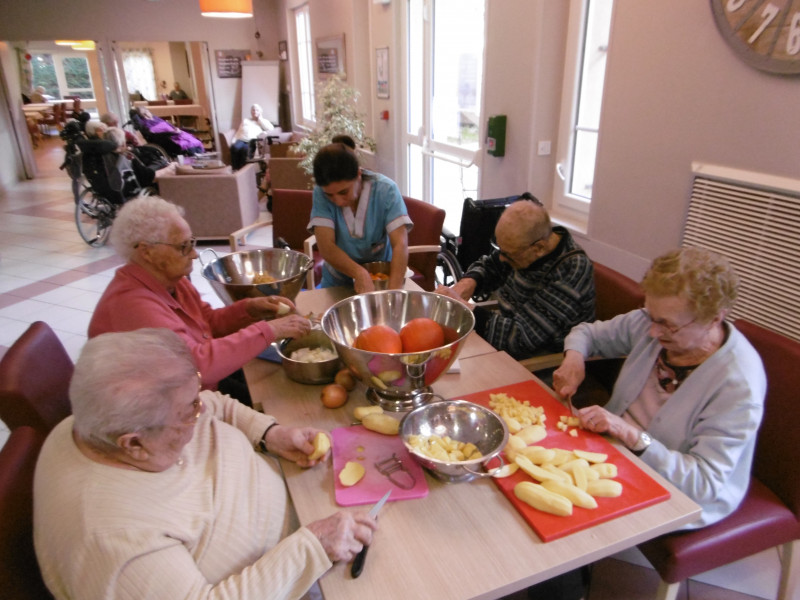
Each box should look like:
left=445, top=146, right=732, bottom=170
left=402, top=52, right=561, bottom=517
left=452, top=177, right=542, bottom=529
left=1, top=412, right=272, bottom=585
left=400, top=318, right=445, bottom=352
left=354, top=325, right=403, bottom=353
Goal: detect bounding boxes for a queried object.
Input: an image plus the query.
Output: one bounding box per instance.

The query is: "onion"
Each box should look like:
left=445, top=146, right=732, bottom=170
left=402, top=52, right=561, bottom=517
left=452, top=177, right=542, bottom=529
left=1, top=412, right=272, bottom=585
left=334, top=368, right=357, bottom=391
left=320, top=383, right=348, bottom=408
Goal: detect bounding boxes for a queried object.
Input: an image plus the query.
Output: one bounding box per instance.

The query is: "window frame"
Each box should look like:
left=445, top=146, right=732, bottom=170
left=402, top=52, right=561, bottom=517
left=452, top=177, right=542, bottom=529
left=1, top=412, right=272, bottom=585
left=551, top=0, right=615, bottom=230
left=31, top=51, right=96, bottom=101
left=292, top=3, right=316, bottom=128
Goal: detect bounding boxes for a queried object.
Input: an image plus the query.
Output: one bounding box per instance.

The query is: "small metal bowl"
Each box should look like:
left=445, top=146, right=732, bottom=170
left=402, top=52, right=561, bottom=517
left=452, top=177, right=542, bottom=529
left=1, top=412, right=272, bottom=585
left=400, top=399, right=508, bottom=483
left=363, top=261, right=392, bottom=290
left=277, top=329, right=341, bottom=385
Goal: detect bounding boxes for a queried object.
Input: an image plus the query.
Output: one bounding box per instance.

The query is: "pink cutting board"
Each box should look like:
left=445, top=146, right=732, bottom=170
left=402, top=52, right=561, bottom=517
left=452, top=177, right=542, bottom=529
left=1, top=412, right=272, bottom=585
left=332, top=425, right=429, bottom=506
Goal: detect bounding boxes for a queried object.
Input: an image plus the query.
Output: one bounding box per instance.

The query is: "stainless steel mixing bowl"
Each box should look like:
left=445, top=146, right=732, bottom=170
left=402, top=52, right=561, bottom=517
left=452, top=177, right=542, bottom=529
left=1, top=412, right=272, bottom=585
left=321, top=290, right=475, bottom=411
left=400, top=399, right=508, bottom=483
left=277, top=329, right=341, bottom=385
left=200, top=248, right=313, bottom=305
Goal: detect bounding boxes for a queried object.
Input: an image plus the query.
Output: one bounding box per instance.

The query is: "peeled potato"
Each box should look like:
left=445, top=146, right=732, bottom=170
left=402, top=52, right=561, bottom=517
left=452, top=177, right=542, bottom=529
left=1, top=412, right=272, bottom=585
left=307, top=432, right=331, bottom=461
left=276, top=302, right=291, bottom=316
left=354, top=405, right=384, bottom=421
left=362, top=413, right=400, bottom=435
left=492, top=463, right=520, bottom=478
left=339, top=461, right=366, bottom=486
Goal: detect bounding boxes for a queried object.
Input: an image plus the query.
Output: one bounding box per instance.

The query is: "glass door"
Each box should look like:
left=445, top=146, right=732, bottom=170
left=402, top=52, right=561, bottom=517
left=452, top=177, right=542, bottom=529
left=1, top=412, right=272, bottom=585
left=403, top=0, right=486, bottom=234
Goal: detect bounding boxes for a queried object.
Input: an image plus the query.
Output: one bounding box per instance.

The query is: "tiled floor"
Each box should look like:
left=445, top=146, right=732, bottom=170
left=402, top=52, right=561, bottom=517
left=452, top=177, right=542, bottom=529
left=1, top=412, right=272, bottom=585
left=0, top=136, right=788, bottom=600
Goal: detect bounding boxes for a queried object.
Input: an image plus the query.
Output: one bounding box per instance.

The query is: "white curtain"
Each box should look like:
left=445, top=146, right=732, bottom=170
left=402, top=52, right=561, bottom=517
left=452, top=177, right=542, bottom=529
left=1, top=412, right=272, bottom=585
left=122, top=49, right=156, bottom=101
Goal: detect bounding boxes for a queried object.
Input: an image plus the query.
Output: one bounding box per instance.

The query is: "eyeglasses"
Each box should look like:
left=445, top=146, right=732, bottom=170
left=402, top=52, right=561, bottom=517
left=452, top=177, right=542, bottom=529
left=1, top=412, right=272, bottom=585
left=180, top=396, right=204, bottom=425
left=490, top=237, right=542, bottom=262
left=143, top=236, right=197, bottom=256
left=640, top=308, right=697, bottom=334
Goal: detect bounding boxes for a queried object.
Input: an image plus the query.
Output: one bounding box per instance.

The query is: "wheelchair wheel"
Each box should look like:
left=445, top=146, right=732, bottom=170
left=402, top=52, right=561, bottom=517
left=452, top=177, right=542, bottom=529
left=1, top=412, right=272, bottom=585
left=75, top=188, right=114, bottom=247
left=436, top=249, right=463, bottom=288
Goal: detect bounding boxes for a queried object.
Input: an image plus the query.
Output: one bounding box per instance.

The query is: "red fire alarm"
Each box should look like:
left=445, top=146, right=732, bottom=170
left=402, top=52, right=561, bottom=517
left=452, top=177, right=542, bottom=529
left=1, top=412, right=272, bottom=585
left=380, top=110, right=389, bottom=121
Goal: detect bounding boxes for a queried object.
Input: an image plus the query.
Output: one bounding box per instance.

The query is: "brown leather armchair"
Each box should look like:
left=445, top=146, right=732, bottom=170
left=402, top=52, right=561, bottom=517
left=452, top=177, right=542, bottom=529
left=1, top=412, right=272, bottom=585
left=0, top=321, right=73, bottom=434
left=637, top=318, right=800, bottom=600
left=0, top=426, right=53, bottom=599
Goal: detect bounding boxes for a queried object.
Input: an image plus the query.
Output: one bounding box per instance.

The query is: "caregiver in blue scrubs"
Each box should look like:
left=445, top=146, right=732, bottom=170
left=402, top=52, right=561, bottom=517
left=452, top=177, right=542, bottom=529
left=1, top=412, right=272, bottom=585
left=308, top=136, right=412, bottom=293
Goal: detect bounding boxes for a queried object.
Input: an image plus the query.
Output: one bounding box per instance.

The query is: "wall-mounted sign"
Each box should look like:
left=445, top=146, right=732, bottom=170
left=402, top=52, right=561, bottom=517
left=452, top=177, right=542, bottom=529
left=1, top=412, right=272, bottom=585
left=316, top=35, right=346, bottom=79
left=215, top=50, right=250, bottom=78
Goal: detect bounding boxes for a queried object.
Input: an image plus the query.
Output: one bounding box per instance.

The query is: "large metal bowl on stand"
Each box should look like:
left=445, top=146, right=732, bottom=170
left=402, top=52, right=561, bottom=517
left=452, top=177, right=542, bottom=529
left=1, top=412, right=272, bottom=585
left=321, top=290, right=475, bottom=411
left=199, top=248, right=313, bottom=305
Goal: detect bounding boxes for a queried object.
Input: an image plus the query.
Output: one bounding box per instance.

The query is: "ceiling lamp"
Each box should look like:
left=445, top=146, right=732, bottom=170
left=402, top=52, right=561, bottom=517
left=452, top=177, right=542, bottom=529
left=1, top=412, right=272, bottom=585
left=71, top=41, right=96, bottom=51
left=199, top=0, right=253, bottom=18
left=55, top=40, right=81, bottom=46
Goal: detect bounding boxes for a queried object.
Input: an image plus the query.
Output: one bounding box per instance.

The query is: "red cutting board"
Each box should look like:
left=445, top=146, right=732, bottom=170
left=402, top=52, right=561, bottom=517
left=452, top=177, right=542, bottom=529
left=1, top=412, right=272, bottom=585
left=456, top=380, right=671, bottom=542
left=332, top=425, right=429, bottom=506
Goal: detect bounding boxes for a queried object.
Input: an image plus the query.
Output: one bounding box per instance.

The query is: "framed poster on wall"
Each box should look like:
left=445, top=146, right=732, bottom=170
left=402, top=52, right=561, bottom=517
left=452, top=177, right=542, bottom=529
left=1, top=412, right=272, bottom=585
left=316, top=34, right=346, bottom=79
left=376, top=47, right=389, bottom=99
left=215, top=50, right=250, bottom=78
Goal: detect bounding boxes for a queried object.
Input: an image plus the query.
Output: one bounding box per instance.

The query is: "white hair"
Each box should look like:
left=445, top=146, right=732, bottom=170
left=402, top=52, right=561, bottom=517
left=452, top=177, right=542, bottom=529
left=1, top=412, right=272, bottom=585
left=70, top=328, right=198, bottom=451
left=104, top=127, right=126, bottom=149
left=110, top=195, right=186, bottom=261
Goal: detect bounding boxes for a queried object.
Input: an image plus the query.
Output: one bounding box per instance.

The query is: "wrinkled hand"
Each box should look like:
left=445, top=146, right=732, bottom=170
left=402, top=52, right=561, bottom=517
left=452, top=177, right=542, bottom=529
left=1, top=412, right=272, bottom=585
left=552, top=350, right=586, bottom=402
left=434, top=284, right=472, bottom=308
left=306, top=510, right=378, bottom=563
left=353, top=269, right=376, bottom=294
left=575, top=406, right=640, bottom=448
left=265, top=425, right=330, bottom=466
left=268, top=314, right=311, bottom=340
left=246, top=296, right=297, bottom=320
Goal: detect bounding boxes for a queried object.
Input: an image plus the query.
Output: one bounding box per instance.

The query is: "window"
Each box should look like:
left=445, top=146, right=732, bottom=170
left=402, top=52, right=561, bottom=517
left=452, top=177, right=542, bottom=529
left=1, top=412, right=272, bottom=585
left=31, top=54, right=58, bottom=98
left=31, top=52, right=96, bottom=100
left=294, top=4, right=315, bottom=125
left=553, top=0, right=614, bottom=225
left=122, top=49, right=157, bottom=101
left=62, top=57, right=93, bottom=99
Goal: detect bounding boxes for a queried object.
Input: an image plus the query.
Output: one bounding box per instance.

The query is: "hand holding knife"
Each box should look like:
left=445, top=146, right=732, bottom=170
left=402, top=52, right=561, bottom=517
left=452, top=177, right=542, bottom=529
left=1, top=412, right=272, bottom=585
left=351, top=489, right=391, bottom=578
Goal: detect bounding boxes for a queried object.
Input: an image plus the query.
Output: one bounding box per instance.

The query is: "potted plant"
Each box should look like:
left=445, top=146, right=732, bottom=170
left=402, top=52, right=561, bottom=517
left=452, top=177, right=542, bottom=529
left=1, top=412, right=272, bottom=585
left=293, top=75, right=376, bottom=176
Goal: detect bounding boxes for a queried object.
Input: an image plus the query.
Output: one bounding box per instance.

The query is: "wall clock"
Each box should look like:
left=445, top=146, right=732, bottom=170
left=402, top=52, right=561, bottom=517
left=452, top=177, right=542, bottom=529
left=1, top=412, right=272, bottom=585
left=710, top=0, right=800, bottom=75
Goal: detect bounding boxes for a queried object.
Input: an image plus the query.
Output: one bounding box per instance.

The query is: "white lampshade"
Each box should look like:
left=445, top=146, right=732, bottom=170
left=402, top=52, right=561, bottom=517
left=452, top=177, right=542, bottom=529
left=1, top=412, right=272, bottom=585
left=199, top=0, right=253, bottom=18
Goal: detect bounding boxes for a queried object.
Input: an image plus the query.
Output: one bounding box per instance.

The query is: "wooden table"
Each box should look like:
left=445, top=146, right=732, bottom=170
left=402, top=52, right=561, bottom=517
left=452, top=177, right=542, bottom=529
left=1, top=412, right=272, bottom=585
left=244, top=288, right=700, bottom=600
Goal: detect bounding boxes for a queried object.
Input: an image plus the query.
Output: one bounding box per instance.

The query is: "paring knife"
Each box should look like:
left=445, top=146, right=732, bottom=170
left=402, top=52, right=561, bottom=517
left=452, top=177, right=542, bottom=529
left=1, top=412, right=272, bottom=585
left=350, top=489, right=391, bottom=578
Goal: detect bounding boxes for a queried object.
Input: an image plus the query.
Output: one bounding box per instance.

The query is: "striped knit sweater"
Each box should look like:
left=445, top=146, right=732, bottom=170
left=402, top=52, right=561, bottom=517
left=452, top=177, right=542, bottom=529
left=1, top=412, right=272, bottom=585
left=464, top=226, right=595, bottom=358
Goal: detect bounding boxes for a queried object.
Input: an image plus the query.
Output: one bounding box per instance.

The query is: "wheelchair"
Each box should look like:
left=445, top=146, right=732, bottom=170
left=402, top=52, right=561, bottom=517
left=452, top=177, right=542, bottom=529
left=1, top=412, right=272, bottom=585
left=435, top=192, right=539, bottom=297
left=62, top=124, right=169, bottom=247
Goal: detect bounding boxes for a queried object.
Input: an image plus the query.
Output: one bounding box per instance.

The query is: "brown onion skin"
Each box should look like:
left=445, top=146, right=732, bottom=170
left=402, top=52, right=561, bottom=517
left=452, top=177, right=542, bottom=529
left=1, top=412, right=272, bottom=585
left=334, top=369, right=357, bottom=391
left=321, top=383, right=348, bottom=408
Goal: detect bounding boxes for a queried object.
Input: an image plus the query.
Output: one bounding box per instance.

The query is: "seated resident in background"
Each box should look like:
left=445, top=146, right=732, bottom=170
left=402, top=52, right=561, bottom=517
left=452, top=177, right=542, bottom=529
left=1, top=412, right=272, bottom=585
left=100, top=111, right=139, bottom=146
left=29, top=85, right=47, bottom=103
left=34, top=328, right=377, bottom=600
left=88, top=195, right=310, bottom=406
left=169, top=81, right=189, bottom=101
left=230, top=103, right=275, bottom=170
left=436, top=197, right=595, bottom=359
left=553, top=246, right=766, bottom=528
left=101, top=127, right=176, bottom=199
left=308, top=136, right=411, bottom=293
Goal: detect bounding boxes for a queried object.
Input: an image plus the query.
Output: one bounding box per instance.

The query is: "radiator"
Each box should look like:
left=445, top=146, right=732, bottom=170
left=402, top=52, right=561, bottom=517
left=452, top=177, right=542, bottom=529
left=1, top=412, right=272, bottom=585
left=683, top=163, right=800, bottom=342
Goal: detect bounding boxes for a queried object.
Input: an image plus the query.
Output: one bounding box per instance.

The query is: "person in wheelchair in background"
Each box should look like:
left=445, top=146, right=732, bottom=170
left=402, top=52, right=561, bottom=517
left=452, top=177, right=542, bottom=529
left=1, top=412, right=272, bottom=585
left=77, top=127, right=175, bottom=206
left=435, top=197, right=595, bottom=359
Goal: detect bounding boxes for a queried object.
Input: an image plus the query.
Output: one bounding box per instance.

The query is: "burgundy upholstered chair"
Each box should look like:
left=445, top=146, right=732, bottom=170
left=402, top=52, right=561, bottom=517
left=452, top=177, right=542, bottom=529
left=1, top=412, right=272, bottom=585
left=637, top=319, right=800, bottom=600
left=271, top=189, right=323, bottom=289
left=0, top=321, right=73, bottom=434
left=0, top=426, right=53, bottom=599
left=403, top=196, right=445, bottom=291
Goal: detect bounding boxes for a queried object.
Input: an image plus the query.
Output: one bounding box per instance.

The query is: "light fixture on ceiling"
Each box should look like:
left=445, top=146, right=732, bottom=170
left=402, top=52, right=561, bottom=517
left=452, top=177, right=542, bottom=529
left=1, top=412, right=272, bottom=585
left=199, top=0, right=253, bottom=18
left=55, top=40, right=81, bottom=46
left=71, top=41, right=96, bottom=51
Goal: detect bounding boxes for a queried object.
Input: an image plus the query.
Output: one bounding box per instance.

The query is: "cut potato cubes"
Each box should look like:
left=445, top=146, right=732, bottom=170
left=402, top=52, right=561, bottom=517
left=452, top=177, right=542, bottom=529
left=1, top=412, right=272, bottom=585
left=407, top=434, right=483, bottom=462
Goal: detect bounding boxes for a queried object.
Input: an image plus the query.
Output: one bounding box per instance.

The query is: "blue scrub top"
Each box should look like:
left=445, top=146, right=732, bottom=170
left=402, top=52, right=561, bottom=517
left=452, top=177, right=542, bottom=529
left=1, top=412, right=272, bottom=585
left=308, top=170, right=412, bottom=287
